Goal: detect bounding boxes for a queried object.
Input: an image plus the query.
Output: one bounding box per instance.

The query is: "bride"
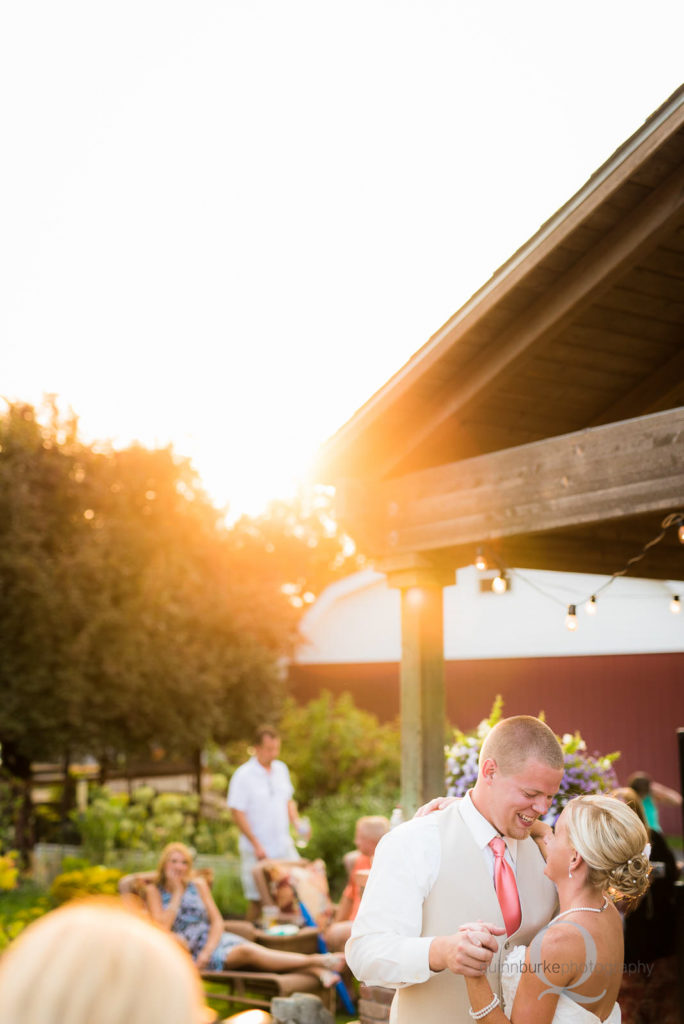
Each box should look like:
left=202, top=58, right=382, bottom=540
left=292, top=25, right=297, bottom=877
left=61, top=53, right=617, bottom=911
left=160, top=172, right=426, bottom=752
left=461, top=794, right=650, bottom=1023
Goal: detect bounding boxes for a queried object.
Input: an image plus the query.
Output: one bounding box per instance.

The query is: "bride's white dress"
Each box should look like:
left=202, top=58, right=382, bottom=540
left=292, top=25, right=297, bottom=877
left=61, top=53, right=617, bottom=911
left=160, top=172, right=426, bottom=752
left=501, top=946, right=621, bottom=1024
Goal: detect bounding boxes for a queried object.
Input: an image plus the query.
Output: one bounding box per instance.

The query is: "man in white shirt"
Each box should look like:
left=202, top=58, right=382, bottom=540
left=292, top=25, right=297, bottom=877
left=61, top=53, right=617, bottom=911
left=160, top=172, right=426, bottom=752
left=227, top=725, right=303, bottom=921
left=346, top=716, right=565, bottom=1023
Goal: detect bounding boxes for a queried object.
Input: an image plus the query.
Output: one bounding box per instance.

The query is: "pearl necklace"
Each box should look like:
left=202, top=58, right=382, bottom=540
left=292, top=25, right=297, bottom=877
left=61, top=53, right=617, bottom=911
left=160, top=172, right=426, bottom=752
left=551, top=895, right=609, bottom=922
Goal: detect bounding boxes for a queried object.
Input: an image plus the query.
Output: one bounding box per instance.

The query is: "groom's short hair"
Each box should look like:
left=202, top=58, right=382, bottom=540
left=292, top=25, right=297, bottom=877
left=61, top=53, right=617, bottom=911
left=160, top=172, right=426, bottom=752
left=480, top=716, right=563, bottom=775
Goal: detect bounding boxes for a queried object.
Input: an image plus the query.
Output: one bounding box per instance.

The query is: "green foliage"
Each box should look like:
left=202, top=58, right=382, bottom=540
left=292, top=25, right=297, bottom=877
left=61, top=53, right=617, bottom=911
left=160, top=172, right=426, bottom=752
left=60, top=855, right=92, bottom=872
left=0, top=777, right=20, bottom=849
left=69, top=785, right=239, bottom=862
left=228, top=488, right=366, bottom=610
left=211, top=867, right=247, bottom=918
left=0, top=400, right=320, bottom=858
left=302, top=791, right=395, bottom=899
left=279, top=692, right=401, bottom=807
left=48, top=865, right=122, bottom=906
left=70, top=787, right=128, bottom=862
left=0, top=851, right=19, bottom=890
left=0, top=880, right=48, bottom=951
left=0, top=400, right=294, bottom=766
left=0, top=403, right=372, bottom=863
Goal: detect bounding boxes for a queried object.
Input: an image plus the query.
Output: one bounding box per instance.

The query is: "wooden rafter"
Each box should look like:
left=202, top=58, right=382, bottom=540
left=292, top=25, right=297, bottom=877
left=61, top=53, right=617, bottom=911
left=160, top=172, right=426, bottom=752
left=589, top=346, right=684, bottom=425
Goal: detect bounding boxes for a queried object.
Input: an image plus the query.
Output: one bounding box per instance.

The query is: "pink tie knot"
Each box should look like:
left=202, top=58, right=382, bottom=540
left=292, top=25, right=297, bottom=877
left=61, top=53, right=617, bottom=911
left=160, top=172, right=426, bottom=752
left=489, top=836, right=505, bottom=858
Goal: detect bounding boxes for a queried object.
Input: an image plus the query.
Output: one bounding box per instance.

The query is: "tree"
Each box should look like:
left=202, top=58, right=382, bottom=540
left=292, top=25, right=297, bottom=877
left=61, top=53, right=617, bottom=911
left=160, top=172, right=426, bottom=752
left=228, top=488, right=366, bottom=612
left=0, top=401, right=298, bottom=858
left=278, top=692, right=400, bottom=807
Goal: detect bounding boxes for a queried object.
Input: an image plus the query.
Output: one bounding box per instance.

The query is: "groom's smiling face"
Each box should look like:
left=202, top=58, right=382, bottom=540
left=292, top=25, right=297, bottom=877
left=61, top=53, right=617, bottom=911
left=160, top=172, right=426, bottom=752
left=482, top=757, right=563, bottom=840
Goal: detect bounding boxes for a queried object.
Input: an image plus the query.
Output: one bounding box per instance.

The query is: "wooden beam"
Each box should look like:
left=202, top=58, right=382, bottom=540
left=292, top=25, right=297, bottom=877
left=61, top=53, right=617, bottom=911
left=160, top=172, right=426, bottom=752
left=376, top=162, right=684, bottom=478
left=457, top=530, right=683, bottom=581
left=348, top=407, right=684, bottom=557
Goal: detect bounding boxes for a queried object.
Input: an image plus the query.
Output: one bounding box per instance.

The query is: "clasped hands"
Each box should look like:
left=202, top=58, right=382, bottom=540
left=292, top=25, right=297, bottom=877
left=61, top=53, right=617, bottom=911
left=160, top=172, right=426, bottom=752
left=429, top=920, right=506, bottom=977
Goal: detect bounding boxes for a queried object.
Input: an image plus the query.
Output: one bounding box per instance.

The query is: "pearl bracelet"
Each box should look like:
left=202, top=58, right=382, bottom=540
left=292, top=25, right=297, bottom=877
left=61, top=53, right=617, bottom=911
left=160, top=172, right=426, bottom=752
left=469, top=993, right=500, bottom=1019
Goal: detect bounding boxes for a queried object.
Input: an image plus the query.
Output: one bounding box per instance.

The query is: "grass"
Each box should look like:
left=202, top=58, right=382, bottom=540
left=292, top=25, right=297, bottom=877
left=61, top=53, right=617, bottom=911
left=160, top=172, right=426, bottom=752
left=0, top=879, right=49, bottom=949
left=203, top=979, right=359, bottom=1022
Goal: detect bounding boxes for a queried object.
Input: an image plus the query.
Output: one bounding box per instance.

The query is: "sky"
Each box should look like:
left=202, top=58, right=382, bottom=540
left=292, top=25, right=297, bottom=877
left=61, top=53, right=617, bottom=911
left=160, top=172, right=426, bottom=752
left=2, top=1, right=683, bottom=518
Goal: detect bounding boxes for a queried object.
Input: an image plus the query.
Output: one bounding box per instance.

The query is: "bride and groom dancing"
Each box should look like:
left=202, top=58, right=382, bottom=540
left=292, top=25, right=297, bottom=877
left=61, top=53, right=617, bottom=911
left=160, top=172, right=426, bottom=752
left=346, top=715, right=650, bottom=1023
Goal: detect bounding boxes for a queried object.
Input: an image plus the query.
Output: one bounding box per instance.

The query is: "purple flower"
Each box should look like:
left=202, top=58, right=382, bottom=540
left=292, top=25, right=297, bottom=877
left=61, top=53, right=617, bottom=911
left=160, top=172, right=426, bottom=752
left=445, top=701, right=620, bottom=819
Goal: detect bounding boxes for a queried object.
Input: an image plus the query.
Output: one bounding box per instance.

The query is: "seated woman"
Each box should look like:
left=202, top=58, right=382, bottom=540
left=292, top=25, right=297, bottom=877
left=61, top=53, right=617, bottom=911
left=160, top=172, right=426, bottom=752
left=325, top=815, right=390, bottom=952
left=146, top=842, right=344, bottom=987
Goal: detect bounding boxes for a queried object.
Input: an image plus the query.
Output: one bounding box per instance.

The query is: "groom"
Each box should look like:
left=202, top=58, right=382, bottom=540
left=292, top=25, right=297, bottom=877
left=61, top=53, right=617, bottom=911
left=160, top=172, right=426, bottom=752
left=346, top=716, right=564, bottom=1023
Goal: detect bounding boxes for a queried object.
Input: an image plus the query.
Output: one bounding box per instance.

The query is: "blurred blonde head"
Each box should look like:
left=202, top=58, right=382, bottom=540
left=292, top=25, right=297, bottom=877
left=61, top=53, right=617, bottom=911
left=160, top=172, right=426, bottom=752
left=0, top=898, right=207, bottom=1024
left=356, top=816, right=391, bottom=844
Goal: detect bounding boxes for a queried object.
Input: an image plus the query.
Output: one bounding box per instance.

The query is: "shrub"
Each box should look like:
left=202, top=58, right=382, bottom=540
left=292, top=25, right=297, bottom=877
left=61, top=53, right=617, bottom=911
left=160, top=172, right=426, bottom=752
left=48, top=865, right=122, bottom=906
left=301, top=790, right=396, bottom=899
left=69, top=785, right=240, bottom=860
left=0, top=851, right=19, bottom=891
left=279, top=692, right=401, bottom=807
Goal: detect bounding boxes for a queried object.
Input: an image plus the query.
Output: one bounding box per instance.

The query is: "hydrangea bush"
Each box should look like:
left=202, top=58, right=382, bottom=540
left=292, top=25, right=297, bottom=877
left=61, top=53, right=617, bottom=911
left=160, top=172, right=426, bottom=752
left=445, top=697, right=619, bottom=823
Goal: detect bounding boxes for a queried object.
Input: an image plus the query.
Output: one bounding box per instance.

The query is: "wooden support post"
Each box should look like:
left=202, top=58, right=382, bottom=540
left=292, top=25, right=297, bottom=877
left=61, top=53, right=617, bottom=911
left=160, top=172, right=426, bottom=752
left=384, top=560, right=453, bottom=816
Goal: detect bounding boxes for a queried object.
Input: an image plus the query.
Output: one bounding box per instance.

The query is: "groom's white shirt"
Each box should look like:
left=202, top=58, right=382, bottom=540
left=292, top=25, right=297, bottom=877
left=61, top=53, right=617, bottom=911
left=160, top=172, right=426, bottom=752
left=346, top=790, right=518, bottom=987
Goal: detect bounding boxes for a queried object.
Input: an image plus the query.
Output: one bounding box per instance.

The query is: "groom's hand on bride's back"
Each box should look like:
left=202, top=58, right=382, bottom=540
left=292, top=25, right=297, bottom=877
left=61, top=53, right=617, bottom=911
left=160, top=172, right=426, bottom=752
left=428, top=922, right=505, bottom=977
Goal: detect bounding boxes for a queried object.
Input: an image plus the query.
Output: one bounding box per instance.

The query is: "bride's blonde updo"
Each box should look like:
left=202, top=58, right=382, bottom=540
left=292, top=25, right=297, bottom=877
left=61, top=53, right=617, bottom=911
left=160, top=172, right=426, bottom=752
left=564, top=794, right=650, bottom=902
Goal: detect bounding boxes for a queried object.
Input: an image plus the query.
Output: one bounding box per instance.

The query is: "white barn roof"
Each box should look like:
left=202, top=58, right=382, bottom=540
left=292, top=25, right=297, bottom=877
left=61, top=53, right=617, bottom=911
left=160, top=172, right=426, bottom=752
left=296, top=567, right=684, bottom=664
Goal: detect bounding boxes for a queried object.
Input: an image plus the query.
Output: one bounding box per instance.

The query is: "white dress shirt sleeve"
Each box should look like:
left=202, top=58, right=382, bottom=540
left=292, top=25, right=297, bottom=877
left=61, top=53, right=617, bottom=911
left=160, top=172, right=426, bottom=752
left=345, top=816, right=442, bottom=988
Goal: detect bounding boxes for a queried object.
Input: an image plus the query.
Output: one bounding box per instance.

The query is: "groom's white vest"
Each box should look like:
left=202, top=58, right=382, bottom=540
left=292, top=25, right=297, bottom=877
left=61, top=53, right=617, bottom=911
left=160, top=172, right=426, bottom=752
left=391, top=800, right=557, bottom=1024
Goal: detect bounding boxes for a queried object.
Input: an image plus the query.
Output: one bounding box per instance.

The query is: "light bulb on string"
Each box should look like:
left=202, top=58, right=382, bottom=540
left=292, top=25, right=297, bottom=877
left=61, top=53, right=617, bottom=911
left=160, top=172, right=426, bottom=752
left=492, top=573, right=508, bottom=594
left=565, top=604, right=578, bottom=631
left=585, top=595, right=597, bottom=615
left=475, top=547, right=487, bottom=571
left=670, top=595, right=681, bottom=614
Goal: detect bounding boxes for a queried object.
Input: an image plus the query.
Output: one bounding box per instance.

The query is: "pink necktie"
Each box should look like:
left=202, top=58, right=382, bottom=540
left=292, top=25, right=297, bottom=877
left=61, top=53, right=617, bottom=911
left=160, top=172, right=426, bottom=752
left=489, top=837, right=521, bottom=936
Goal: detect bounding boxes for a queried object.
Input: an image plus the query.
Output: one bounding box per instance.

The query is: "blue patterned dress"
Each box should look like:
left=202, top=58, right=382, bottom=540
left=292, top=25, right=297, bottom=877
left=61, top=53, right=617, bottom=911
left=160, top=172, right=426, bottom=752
left=160, top=881, right=247, bottom=971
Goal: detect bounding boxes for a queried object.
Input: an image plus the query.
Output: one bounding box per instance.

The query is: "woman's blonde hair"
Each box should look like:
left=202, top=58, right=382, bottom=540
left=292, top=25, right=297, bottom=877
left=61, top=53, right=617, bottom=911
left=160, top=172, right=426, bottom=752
left=156, top=841, right=195, bottom=889
left=0, top=898, right=207, bottom=1024
left=564, top=794, right=650, bottom=902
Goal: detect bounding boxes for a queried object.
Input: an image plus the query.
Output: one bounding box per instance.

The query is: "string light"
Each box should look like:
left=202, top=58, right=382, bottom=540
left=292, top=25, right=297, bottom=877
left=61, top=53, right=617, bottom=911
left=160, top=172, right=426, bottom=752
left=492, top=573, right=508, bottom=594
left=472, top=511, right=683, bottom=630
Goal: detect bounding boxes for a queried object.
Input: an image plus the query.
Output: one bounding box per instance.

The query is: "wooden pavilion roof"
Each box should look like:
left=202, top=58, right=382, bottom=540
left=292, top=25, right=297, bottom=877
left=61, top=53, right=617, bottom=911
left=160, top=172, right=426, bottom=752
left=317, top=86, right=684, bottom=583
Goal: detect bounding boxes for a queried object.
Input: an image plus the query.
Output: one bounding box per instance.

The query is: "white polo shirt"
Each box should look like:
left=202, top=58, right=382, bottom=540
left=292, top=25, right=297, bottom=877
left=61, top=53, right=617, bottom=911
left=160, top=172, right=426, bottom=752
left=227, top=756, right=295, bottom=858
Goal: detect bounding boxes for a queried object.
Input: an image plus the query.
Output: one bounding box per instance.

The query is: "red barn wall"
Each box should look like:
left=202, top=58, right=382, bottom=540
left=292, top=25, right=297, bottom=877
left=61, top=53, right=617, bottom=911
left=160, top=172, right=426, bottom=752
left=288, top=651, right=684, bottom=835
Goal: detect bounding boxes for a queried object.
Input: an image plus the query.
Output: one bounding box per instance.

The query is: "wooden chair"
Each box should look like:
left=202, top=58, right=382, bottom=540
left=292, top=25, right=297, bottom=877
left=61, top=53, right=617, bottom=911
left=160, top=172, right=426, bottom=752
left=251, top=858, right=337, bottom=930
left=116, top=871, right=334, bottom=1014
